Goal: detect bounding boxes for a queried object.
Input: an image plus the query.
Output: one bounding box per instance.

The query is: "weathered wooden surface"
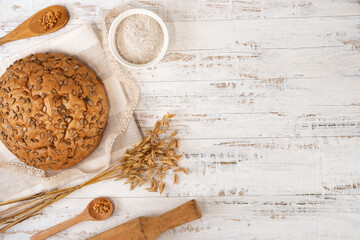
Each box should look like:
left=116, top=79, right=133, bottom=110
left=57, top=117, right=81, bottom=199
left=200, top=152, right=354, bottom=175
left=3, top=196, right=360, bottom=239
left=1, top=0, right=360, bottom=239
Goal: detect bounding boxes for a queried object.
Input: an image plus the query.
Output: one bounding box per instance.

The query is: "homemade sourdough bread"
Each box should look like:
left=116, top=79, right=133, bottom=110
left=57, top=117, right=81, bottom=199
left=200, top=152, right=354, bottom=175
left=0, top=53, right=108, bottom=170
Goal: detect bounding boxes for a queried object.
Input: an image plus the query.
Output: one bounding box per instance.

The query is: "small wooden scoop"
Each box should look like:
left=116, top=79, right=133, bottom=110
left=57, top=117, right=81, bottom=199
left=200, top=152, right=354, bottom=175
left=0, top=5, right=69, bottom=46
left=88, top=199, right=202, bottom=240
left=31, top=197, right=113, bottom=240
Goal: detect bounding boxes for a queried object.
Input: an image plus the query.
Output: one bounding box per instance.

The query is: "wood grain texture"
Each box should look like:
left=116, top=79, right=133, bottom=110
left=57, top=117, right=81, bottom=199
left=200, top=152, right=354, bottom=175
left=51, top=136, right=358, bottom=198
left=3, top=196, right=360, bottom=240
left=0, top=0, right=359, bottom=239
left=164, top=0, right=360, bottom=21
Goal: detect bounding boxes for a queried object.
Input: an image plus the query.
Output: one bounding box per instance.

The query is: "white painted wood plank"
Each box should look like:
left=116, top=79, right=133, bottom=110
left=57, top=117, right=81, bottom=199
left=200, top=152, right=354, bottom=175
left=1, top=12, right=360, bottom=55
left=3, top=0, right=360, bottom=28
left=3, top=196, right=360, bottom=239
left=165, top=17, right=360, bottom=50
left=2, top=17, right=360, bottom=53
left=126, top=49, right=360, bottom=82
left=133, top=111, right=360, bottom=138
left=0, top=0, right=35, bottom=24
left=2, top=48, right=357, bottom=83
left=137, top=77, right=360, bottom=113
left=33, top=136, right=356, bottom=198
left=1, top=16, right=359, bottom=83
left=165, top=0, right=360, bottom=21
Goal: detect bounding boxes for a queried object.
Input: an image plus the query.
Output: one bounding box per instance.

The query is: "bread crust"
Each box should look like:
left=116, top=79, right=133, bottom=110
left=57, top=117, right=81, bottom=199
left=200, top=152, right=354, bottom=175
left=0, top=53, right=108, bottom=170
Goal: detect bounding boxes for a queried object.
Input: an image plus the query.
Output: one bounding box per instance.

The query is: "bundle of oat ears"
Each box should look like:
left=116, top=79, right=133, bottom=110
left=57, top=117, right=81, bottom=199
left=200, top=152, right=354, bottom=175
left=116, top=112, right=187, bottom=193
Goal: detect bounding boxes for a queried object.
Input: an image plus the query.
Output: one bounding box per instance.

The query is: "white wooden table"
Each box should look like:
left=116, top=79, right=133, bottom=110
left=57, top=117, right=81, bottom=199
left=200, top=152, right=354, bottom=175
left=1, top=0, right=360, bottom=239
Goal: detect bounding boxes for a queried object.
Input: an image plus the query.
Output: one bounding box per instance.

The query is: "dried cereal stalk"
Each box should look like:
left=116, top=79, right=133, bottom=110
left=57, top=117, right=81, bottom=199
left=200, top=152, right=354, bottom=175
left=0, top=113, right=187, bottom=233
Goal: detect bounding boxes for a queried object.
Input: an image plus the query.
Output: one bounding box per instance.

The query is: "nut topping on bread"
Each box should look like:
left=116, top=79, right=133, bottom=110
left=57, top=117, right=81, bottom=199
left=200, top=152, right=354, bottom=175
left=0, top=53, right=108, bottom=170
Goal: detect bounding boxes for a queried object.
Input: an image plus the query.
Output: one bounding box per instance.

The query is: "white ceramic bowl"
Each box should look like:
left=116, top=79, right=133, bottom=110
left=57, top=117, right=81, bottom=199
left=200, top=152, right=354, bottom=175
left=108, top=9, right=169, bottom=69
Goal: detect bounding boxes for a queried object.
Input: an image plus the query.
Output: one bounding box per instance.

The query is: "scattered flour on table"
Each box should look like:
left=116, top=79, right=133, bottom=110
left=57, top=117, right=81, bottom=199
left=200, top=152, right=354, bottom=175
left=116, top=14, right=164, bottom=64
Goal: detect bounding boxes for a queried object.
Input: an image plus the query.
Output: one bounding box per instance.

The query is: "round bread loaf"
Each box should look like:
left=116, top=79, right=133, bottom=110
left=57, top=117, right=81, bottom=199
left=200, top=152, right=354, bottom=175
left=0, top=53, right=108, bottom=170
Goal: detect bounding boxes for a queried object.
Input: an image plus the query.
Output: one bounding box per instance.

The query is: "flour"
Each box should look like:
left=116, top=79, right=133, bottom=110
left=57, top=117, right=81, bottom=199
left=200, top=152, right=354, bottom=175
left=116, top=14, right=164, bottom=64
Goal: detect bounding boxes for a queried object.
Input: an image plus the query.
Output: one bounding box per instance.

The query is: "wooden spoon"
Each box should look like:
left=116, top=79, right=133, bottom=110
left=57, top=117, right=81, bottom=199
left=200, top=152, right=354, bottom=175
left=0, top=5, right=69, bottom=46
left=31, top=197, right=114, bottom=240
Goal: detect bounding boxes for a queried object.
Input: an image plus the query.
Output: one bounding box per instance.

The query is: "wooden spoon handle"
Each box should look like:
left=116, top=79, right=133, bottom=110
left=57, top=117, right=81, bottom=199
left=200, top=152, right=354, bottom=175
left=31, top=213, right=89, bottom=240
left=0, top=16, right=34, bottom=46
left=0, top=36, right=11, bottom=46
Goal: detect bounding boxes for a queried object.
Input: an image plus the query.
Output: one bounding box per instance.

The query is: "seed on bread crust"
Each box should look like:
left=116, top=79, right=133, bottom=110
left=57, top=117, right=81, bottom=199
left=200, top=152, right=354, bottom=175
left=0, top=53, right=108, bottom=170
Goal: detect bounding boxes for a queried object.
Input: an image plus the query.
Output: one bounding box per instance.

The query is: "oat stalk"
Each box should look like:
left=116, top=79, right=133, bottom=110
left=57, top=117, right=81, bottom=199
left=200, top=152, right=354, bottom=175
left=0, top=113, right=188, bottom=233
